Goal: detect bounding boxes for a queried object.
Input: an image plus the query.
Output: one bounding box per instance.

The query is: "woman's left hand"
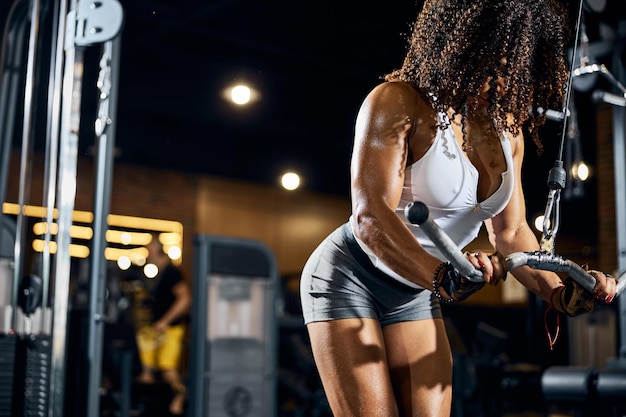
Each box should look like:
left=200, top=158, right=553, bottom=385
left=466, top=251, right=507, bottom=285
left=586, top=266, right=617, bottom=304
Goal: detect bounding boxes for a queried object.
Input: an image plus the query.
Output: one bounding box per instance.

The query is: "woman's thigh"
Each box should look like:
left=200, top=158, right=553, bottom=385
left=383, top=318, right=453, bottom=417
left=307, top=318, right=399, bottom=417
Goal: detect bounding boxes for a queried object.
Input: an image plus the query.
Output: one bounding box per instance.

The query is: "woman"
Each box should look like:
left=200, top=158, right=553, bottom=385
left=300, top=0, right=617, bottom=416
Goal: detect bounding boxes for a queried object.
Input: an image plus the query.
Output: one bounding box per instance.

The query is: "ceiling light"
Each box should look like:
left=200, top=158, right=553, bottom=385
left=281, top=172, right=301, bottom=191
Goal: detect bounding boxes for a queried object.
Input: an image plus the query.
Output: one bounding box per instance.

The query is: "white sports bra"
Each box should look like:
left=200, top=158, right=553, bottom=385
left=351, top=114, right=515, bottom=288
left=397, top=116, right=515, bottom=256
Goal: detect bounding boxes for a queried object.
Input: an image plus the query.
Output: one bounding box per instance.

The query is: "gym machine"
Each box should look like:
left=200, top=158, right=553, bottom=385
left=0, top=1, right=123, bottom=416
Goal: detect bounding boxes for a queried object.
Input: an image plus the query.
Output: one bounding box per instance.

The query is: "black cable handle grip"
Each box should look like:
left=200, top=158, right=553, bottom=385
left=405, top=201, right=484, bottom=282
left=405, top=201, right=626, bottom=296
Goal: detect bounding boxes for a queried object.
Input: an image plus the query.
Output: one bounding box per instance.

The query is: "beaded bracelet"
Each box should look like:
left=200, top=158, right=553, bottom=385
left=432, top=262, right=455, bottom=304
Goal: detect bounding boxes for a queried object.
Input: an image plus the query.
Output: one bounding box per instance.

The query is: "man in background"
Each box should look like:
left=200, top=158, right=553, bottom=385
left=136, top=233, right=191, bottom=416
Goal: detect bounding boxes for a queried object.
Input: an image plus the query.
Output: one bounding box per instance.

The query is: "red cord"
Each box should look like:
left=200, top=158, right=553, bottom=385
left=544, top=286, right=564, bottom=350
left=544, top=304, right=561, bottom=350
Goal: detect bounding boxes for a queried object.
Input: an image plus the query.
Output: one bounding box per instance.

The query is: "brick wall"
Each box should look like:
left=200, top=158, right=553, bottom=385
left=4, top=151, right=350, bottom=281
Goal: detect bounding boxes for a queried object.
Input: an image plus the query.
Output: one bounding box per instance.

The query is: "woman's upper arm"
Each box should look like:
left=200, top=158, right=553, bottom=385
left=487, top=130, right=569, bottom=298
left=351, top=82, right=419, bottom=221
left=349, top=82, right=442, bottom=285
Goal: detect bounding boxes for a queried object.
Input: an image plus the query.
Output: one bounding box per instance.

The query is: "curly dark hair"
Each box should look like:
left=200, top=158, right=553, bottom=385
left=385, top=0, right=578, bottom=152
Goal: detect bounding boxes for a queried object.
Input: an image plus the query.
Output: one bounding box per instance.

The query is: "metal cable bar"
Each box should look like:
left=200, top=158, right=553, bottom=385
left=405, top=201, right=626, bottom=296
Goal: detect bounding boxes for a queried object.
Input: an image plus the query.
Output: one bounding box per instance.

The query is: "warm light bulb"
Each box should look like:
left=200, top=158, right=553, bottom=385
left=120, top=232, right=132, bottom=245
left=117, top=256, right=131, bottom=270
left=534, top=214, right=551, bottom=232
left=572, top=162, right=590, bottom=181
left=168, top=245, right=182, bottom=260
left=231, top=85, right=251, bottom=105
left=144, top=263, right=159, bottom=278
left=281, top=172, right=300, bottom=191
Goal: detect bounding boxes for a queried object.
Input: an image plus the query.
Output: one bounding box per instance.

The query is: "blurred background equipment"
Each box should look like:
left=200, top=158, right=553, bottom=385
left=188, top=235, right=278, bottom=417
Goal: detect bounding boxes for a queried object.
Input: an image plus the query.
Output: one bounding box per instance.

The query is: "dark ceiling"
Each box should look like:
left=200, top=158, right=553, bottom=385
left=112, top=0, right=421, bottom=196
left=2, top=0, right=626, bottom=244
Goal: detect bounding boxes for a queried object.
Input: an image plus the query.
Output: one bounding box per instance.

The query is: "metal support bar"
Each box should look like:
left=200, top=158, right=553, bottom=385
left=86, top=34, right=122, bottom=417
left=49, top=1, right=83, bottom=414
left=13, top=0, right=41, bottom=331
left=0, top=1, right=28, bottom=214
left=614, top=84, right=626, bottom=361
left=40, top=0, right=67, bottom=332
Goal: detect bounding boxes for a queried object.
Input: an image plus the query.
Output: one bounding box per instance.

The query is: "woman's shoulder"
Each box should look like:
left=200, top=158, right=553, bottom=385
left=364, top=80, right=431, bottom=112
left=369, top=80, right=420, bottom=97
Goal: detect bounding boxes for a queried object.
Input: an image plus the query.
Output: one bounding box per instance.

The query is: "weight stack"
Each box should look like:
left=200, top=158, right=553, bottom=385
left=22, top=334, right=51, bottom=417
left=0, top=333, right=23, bottom=417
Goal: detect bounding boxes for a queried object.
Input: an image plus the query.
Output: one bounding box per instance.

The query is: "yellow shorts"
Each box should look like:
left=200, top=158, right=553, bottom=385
left=136, top=324, right=185, bottom=371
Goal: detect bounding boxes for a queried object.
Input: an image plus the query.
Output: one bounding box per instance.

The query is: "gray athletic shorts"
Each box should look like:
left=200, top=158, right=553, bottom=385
left=300, top=223, right=441, bottom=326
